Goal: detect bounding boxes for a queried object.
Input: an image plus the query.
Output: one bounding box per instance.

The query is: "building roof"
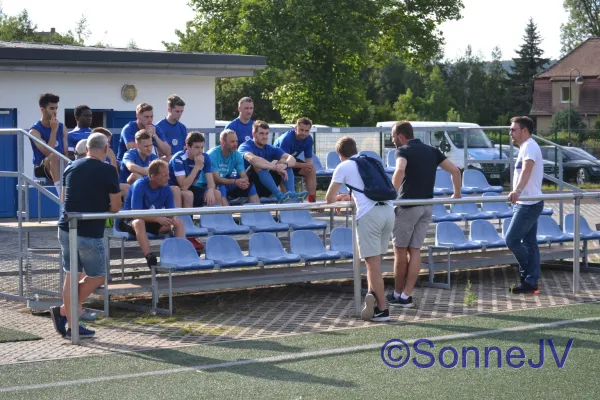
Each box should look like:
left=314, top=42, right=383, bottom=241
left=537, top=38, right=600, bottom=78
left=531, top=78, right=600, bottom=116
left=0, top=41, right=267, bottom=77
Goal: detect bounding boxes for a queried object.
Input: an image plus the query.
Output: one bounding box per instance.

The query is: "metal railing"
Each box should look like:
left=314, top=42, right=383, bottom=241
left=62, top=191, right=595, bottom=344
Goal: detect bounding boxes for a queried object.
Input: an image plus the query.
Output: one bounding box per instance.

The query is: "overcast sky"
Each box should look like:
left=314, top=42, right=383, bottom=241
left=2, top=0, right=568, bottom=60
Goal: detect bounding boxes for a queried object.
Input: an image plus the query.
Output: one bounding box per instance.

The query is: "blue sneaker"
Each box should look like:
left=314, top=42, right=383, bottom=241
left=65, top=323, right=96, bottom=339
left=49, top=306, right=67, bottom=336
left=292, top=191, right=309, bottom=202
left=276, top=192, right=293, bottom=204
left=80, top=309, right=98, bottom=321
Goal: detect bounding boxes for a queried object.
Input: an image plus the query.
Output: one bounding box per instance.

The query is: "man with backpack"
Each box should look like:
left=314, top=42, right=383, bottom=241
left=326, top=137, right=396, bottom=322
left=390, top=121, right=462, bottom=308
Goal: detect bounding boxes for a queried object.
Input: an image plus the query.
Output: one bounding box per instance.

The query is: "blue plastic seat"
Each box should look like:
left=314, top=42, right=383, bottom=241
left=329, top=227, right=353, bottom=258
left=432, top=203, right=462, bottom=223
left=386, top=150, right=396, bottom=168
left=326, top=151, right=341, bottom=170
left=451, top=203, right=496, bottom=220
left=241, top=211, right=290, bottom=233
left=541, top=206, right=554, bottom=216
left=537, top=216, right=573, bottom=243
left=462, top=170, right=503, bottom=194
left=564, top=214, right=600, bottom=240
left=290, top=230, right=342, bottom=262
left=205, top=235, right=260, bottom=268
left=502, top=217, right=549, bottom=244
left=435, top=222, right=482, bottom=251
left=434, top=170, right=454, bottom=196
left=279, top=210, right=328, bottom=231
left=481, top=192, right=513, bottom=218
left=152, top=238, right=214, bottom=315
left=180, top=214, right=209, bottom=237
left=469, top=220, right=506, bottom=248
left=313, top=155, right=333, bottom=177
left=200, top=213, right=251, bottom=235
left=249, top=233, right=301, bottom=265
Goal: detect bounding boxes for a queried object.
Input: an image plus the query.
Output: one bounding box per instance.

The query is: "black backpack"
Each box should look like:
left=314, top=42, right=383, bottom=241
left=346, top=155, right=397, bottom=201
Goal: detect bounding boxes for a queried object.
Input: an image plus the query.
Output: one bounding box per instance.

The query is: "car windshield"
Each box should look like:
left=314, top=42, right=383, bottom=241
left=447, top=129, right=493, bottom=149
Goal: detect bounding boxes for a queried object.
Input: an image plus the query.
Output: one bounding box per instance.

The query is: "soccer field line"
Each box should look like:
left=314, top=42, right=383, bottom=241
left=1, top=316, right=599, bottom=394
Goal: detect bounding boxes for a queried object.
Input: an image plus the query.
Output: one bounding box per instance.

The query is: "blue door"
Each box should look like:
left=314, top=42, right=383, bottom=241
left=106, top=111, right=136, bottom=152
left=0, top=109, right=17, bottom=217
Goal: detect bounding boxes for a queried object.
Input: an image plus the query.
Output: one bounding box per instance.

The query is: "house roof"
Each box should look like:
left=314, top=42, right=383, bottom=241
left=537, top=38, right=600, bottom=78
left=531, top=77, right=600, bottom=116
left=0, top=41, right=267, bottom=77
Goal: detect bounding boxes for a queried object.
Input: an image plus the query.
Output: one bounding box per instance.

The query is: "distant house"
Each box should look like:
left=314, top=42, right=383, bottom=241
left=530, top=37, right=600, bottom=132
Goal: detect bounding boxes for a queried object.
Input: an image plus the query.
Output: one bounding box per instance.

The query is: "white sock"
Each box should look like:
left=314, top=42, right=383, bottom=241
left=393, top=290, right=401, bottom=299
left=400, top=292, right=410, bottom=300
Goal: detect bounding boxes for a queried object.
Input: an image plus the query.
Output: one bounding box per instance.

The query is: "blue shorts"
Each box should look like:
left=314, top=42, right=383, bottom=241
left=218, top=183, right=257, bottom=199
left=58, top=229, right=107, bottom=277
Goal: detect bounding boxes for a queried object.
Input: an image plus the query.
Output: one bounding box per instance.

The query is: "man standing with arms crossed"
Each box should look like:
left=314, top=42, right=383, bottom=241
left=50, top=133, right=122, bottom=338
left=157, top=94, right=188, bottom=155
left=504, top=116, right=544, bottom=294
left=389, top=121, right=461, bottom=307
left=225, top=97, right=255, bottom=145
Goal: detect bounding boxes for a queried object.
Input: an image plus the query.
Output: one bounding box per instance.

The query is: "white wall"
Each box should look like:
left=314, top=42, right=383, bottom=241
left=0, top=71, right=215, bottom=177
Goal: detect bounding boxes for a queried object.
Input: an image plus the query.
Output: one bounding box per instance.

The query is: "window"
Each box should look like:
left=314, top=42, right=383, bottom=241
left=561, top=86, right=570, bottom=103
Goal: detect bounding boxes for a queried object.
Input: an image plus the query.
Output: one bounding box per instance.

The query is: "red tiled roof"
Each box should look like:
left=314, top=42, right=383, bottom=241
left=537, top=38, right=600, bottom=78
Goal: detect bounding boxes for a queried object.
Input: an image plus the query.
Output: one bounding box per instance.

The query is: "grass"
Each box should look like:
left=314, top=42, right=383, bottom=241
left=542, top=182, right=600, bottom=191
left=0, top=327, right=41, bottom=343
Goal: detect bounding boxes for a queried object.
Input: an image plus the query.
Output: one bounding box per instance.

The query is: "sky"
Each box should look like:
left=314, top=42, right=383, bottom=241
left=1, top=0, right=568, bottom=60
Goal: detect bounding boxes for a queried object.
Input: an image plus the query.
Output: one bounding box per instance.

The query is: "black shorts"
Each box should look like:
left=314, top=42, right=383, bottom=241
left=120, top=219, right=162, bottom=236
left=246, top=167, right=283, bottom=198
left=188, top=185, right=207, bottom=207
left=292, top=157, right=306, bottom=175
left=34, top=162, right=53, bottom=182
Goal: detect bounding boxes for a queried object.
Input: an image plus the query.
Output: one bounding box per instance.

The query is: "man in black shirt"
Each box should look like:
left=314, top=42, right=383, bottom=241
left=389, top=121, right=461, bottom=307
left=51, top=133, right=122, bottom=339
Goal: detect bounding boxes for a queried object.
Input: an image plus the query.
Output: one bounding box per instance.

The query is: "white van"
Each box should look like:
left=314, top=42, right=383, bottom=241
left=376, top=121, right=509, bottom=183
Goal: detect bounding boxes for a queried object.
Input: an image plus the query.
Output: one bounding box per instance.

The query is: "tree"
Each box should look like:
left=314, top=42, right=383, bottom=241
left=165, top=0, right=464, bottom=125
left=480, top=46, right=509, bottom=126
left=0, top=8, right=79, bottom=45
left=127, top=39, right=138, bottom=49
left=507, top=18, right=549, bottom=117
left=74, top=14, right=91, bottom=45
left=560, top=0, right=600, bottom=55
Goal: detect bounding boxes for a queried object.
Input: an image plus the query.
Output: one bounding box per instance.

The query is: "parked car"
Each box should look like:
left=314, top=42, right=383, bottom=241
left=497, top=146, right=556, bottom=178
left=540, top=146, right=600, bottom=185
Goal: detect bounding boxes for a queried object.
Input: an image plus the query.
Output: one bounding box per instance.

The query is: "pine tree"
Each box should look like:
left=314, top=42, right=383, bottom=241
left=508, top=18, right=550, bottom=117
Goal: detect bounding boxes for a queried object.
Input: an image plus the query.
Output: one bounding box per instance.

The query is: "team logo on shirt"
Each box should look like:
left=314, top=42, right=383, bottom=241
left=245, top=136, right=251, bottom=141
left=172, top=139, right=178, bottom=146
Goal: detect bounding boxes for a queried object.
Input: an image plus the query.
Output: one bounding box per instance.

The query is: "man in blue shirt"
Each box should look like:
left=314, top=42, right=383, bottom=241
left=273, top=117, right=317, bottom=203
left=157, top=94, right=188, bottom=155
left=169, top=131, right=220, bottom=207
left=238, top=121, right=308, bottom=202
left=225, top=96, right=254, bottom=145
left=120, top=130, right=159, bottom=185
left=67, top=105, right=93, bottom=159
left=120, top=159, right=185, bottom=268
left=208, top=129, right=259, bottom=205
left=29, top=93, right=69, bottom=193
left=116, top=103, right=171, bottom=161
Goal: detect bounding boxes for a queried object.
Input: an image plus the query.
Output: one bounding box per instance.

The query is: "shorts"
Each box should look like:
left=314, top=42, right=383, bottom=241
left=34, top=162, right=53, bottom=182
left=119, top=219, right=162, bottom=236
left=356, top=204, right=394, bottom=258
left=392, top=205, right=433, bottom=248
left=188, top=185, right=208, bottom=207
left=218, top=182, right=258, bottom=199
left=292, top=157, right=306, bottom=176
left=58, top=228, right=106, bottom=277
left=246, top=167, right=284, bottom=198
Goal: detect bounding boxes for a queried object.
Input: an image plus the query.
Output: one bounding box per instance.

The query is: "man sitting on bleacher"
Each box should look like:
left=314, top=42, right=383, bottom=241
left=67, top=105, right=93, bottom=160
left=169, top=131, right=221, bottom=208
left=208, top=129, right=259, bottom=205
left=121, top=130, right=183, bottom=207
left=120, top=159, right=185, bottom=268
left=29, top=93, right=69, bottom=194
left=239, top=121, right=308, bottom=203
left=116, top=103, right=171, bottom=161
left=273, top=117, right=317, bottom=203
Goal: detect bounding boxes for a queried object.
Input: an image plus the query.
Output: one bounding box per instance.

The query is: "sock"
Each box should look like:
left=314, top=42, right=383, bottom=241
left=284, top=168, right=295, bottom=192
left=400, top=292, right=410, bottom=300
left=393, top=290, right=401, bottom=299
left=257, top=169, right=282, bottom=197
left=308, top=194, right=316, bottom=202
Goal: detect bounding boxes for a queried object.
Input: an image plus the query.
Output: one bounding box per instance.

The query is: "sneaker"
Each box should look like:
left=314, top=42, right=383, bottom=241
left=65, top=323, right=96, bottom=339
left=292, top=191, right=309, bottom=202
left=145, top=253, right=158, bottom=269
left=511, top=282, right=539, bottom=295
left=49, top=306, right=67, bottom=336
left=371, top=307, right=391, bottom=322
left=228, top=197, right=248, bottom=206
left=276, top=192, right=292, bottom=204
left=361, top=293, right=376, bottom=321
left=80, top=309, right=98, bottom=321
left=386, top=292, right=414, bottom=308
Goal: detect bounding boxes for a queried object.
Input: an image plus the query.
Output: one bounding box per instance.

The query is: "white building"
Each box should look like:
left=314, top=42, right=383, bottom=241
left=0, top=41, right=266, bottom=178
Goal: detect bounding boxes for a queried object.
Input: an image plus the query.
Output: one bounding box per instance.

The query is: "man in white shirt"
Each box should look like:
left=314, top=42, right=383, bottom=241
left=325, top=137, right=394, bottom=322
left=505, top=116, right=545, bottom=295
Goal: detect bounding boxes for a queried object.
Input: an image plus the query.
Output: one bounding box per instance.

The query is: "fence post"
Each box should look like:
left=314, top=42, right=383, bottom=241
left=17, top=131, right=24, bottom=297
left=572, top=195, right=581, bottom=293
left=351, top=206, right=361, bottom=317
left=558, top=148, right=564, bottom=230
left=69, top=217, right=80, bottom=344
